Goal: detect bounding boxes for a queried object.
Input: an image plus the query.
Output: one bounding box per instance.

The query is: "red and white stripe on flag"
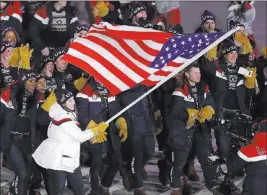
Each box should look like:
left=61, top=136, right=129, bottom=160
left=63, top=22, right=186, bottom=95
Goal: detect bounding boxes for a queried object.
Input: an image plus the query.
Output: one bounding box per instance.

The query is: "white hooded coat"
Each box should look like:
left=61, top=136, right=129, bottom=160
left=32, top=102, right=94, bottom=173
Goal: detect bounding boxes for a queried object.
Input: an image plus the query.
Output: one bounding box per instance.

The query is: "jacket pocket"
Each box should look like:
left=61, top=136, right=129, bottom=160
left=61, top=155, right=76, bottom=169
left=175, top=130, right=188, bottom=147
left=169, top=127, right=188, bottom=148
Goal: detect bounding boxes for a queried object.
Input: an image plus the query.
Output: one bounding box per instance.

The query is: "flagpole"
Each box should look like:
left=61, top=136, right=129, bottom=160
left=105, top=26, right=240, bottom=124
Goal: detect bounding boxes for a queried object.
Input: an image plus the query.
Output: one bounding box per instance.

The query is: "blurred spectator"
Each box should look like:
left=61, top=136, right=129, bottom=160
left=227, top=1, right=258, bottom=57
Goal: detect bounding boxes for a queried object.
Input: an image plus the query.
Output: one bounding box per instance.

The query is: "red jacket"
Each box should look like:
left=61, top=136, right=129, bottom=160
left=237, top=131, right=267, bottom=162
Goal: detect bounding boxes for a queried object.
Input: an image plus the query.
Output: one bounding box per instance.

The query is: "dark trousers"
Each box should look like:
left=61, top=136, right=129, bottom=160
left=214, top=126, right=231, bottom=160
left=242, top=175, right=267, bottom=195
left=101, top=134, right=124, bottom=188
left=88, top=147, right=104, bottom=193
left=30, top=131, right=50, bottom=194
left=168, top=128, right=218, bottom=190
left=156, top=124, right=168, bottom=151
left=130, top=134, right=155, bottom=188
left=46, top=168, right=84, bottom=195
left=30, top=160, right=50, bottom=194
left=8, top=139, right=33, bottom=195
left=101, top=152, right=122, bottom=188
left=156, top=108, right=170, bottom=151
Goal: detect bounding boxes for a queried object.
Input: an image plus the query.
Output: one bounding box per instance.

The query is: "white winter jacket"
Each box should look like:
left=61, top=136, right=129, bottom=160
left=32, top=103, right=94, bottom=173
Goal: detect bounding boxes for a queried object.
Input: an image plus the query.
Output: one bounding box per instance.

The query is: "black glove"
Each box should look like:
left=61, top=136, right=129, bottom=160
left=82, top=72, right=90, bottom=79
left=153, top=24, right=164, bottom=31
left=138, top=18, right=154, bottom=29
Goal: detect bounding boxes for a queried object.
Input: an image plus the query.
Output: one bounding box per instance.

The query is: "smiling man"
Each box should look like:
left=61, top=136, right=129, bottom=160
left=200, top=40, right=257, bottom=195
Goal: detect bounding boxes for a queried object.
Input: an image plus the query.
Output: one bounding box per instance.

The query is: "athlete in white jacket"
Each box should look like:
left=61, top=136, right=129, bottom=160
left=33, top=89, right=109, bottom=195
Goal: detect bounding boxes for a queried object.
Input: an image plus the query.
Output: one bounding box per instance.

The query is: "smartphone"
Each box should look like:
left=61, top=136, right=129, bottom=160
left=238, top=67, right=252, bottom=77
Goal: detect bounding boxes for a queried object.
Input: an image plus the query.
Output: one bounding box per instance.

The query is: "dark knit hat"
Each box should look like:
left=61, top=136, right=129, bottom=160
left=56, top=89, right=74, bottom=105
left=168, top=24, right=184, bottom=34
left=39, top=55, right=54, bottom=72
left=53, top=48, right=66, bottom=60
left=19, top=70, right=37, bottom=83
left=221, top=40, right=238, bottom=55
left=201, top=10, right=216, bottom=24
left=76, top=24, right=90, bottom=33
left=229, top=20, right=245, bottom=30
left=129, top=2, right=147, bottom=19
left=1, top=41, right=15, bottom=53
left=36, top=74, right=45, bottom=82
left=1, top=27, right=19, bottom=43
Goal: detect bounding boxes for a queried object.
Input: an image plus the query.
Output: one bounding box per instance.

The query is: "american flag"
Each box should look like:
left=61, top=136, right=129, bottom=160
left=63, top=22, right=225, bottom=95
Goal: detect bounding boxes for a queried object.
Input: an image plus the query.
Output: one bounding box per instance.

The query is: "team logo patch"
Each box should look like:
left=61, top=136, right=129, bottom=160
left=7, top=101, right=13, bottom=107
left=188, top=95, right=192, bottom=100
left=221, top=72, right=226, bottom=77
left=256, top=146, right=265, bottom=156
left=92, top=94, right=98, bottom=100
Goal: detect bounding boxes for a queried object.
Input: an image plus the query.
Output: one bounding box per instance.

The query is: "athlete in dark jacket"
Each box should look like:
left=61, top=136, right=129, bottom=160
left=52, top=48, right=83, bottom=95
left=29, top=74, right=51, bottom=195
left=29, top=1, right=78, bottom=63
left=0, top=70, right=38, bottom=195
left=200, top=40, right=256, bottom=195
left=115, top=83, right=156, bottom=195
left=167, top=62, right=221, bottom=195
left=76, top=77, right=130, bottom=195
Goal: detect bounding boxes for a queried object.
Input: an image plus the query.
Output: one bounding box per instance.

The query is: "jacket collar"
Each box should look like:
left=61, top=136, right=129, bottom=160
left=183, top=82, right=205, bottom=95
left=219, top=58, right=237, bottom=75
left=219, top=58, right=244, bottom=82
